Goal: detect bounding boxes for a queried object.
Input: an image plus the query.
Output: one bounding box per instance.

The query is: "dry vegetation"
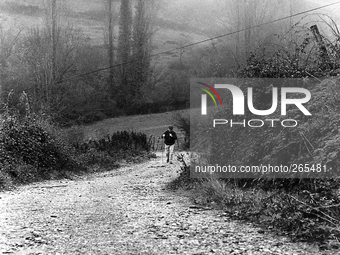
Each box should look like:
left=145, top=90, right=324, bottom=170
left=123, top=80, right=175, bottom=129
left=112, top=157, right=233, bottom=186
left=1, top=1, right=340, bottom=251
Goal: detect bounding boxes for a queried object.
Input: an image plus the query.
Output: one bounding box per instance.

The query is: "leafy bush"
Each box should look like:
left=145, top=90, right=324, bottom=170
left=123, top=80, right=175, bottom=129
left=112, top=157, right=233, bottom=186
left=0, top=110, right=84, bottom=188
left=0, top=160, right=40, bottom=184
left=0, top=116, right=75, bottom=170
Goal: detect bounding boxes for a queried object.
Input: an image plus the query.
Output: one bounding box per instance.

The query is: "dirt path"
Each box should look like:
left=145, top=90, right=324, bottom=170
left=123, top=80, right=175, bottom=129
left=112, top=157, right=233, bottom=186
left=0, top=154, right=326, bottom=254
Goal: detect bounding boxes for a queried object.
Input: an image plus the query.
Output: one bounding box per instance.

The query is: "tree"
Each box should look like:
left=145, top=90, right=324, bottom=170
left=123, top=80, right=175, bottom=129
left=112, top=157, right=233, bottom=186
left=17, top=0, right=85, bottom=114
left=117, top=0, right=132, bottom=77
left=131, top=0, right=151, bottom=101
left=43, top=0, right=60, bottom=106
left=0, top=28, right=21, bottom=106
left=219, top=0, right=288, bottom=65
left=105, top=0, right=115, bottom=93
left=116, top=0, right=132, bottom=109
left=129, top=0, right=160, bottom=112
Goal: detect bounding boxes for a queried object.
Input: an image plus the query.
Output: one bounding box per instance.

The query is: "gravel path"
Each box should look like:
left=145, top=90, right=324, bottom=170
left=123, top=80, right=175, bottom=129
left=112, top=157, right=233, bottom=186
left=0, top=154, right=330, bottom=254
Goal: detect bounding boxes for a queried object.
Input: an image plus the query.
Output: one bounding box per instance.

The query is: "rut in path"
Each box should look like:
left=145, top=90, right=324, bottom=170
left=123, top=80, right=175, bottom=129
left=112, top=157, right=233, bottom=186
left=0, top=155, right=323, bottom=254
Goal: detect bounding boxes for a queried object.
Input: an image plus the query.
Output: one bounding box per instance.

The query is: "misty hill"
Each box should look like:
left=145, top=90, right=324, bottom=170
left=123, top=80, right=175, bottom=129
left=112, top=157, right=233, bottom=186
left=0, top=0, right=211, bottom=62
left=1, top=0, right=339, bottom=65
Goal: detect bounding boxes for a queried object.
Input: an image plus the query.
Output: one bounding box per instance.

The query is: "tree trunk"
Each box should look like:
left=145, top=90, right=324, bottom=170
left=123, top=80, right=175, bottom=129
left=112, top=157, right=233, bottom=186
left=107, top=0, right=115, bottom=89
left=244, top=0, right=251, bottom=63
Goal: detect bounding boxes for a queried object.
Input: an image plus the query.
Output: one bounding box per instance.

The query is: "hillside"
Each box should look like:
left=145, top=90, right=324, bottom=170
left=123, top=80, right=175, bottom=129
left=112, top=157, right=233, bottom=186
left=1, top=0, right=339, bottom=66
left=0, top=0, right=210, bottom=64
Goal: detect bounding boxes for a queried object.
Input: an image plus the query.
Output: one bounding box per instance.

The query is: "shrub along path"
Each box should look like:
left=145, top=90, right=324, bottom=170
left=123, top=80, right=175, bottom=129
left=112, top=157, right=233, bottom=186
left=0, top=153, right=324, bottom=254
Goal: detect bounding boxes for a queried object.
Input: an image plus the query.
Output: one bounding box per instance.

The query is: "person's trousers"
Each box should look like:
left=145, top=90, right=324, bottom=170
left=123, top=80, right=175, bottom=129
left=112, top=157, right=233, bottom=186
left=164, top=144, right=175, bottom=163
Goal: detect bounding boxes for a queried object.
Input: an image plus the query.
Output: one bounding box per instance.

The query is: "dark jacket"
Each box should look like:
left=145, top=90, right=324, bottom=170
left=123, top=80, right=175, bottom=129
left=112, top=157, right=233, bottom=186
left=162, top=130, right=177, bottom=145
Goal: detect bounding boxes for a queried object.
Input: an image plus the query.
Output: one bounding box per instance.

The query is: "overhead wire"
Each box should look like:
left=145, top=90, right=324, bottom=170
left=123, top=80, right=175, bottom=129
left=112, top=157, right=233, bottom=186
left=57, top=1, right=340, bottom=83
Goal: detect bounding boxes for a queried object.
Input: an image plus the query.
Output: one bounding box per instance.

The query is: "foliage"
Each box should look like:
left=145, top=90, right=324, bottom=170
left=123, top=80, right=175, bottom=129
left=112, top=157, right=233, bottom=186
left=70, top=130, right=151, bottom=171
left=167, top=152, right=201, bottom=190
left=196, top=177, right=340, bottom=246
left=74, top=130, right=150, bottom=153
left=174, top=112, right=190, bottom=149
left=175, top=77, right=340, bottom=246
left=173, top=16, right=340, bottom=245
left=0, top=0, right=191, bottom=125
left=0, top=111, right=84, bottom=187
left=76, top=148, right=119, bottom=169
left=117, top=0, right=132, bottom=66
left=239, top=16, right=340, bottom=78
left=59, top=125, right=85, bottom=146
left=0, top=106, right=153, bottom=189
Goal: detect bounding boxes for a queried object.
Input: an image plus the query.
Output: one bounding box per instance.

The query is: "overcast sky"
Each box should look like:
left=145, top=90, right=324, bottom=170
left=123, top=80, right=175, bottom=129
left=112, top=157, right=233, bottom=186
left=307, top=0, right=340, bottom=9
left=307, top=0, right=340, bottom=20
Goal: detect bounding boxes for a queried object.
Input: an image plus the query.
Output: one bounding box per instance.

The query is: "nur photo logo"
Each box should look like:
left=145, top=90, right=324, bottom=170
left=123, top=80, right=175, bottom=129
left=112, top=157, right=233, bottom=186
left=193, top=79, right=312, bottom=128
left=196, top=82, right=223, bottom=115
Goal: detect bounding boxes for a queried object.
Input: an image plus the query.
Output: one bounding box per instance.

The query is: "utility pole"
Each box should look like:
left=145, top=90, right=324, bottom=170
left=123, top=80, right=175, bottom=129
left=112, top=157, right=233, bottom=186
left=310, top=25, right=331, bottom=70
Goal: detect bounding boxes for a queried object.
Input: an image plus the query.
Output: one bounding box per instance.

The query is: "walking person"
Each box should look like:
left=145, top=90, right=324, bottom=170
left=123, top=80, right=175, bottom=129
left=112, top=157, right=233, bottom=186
left=162, top=126, right=177, bottom=164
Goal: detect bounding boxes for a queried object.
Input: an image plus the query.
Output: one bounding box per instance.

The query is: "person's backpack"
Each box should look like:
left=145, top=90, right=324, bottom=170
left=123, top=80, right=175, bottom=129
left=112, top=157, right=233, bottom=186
left=164, top=131, right=176, bottom=145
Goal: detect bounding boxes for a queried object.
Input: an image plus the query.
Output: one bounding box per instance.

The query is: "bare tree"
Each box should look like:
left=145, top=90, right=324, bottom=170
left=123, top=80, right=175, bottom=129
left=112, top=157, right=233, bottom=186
left=219, top=0, right=286, bottom=64
left=132, top=0, right=151, bottom=82
left=105, top=0, right=116, bottom=93
left=117, top=0, right=132, bottom=78
left=0, top=28, right=21, bottom=105
left=43, top=0, right=60, bottom=105
left=130, top=0, right=158, bottom=110
left=18, top=0, right=85, bottom=112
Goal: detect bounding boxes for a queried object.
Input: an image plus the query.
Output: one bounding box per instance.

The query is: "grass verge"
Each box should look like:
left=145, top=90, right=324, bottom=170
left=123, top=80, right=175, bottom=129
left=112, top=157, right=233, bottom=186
left=169, top=153, right=340, bottom=251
